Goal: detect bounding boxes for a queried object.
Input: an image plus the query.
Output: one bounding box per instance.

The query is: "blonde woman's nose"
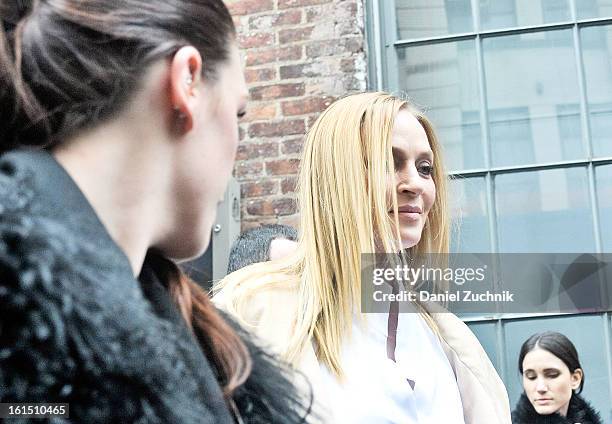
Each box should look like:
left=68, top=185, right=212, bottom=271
left=397, top=169, right=424, bottom=196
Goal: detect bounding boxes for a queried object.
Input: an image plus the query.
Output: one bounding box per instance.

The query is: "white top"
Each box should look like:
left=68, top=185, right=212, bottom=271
left=316, top=312, right=465, bottom=423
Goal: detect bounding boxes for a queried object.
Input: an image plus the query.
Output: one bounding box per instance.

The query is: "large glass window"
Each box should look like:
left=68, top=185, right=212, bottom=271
left=479, top=0, right=571, bottom=30
left=379, top=0, right=612, bottom=255
left=495, top=167, right=595, bottom=252
left=582, top=24, right=612, bottom=158
left=449, top=176, right=490, bottom=252
left=397, top=41, right=483, bottom=170
left=483, top=30, right=584, bottom=167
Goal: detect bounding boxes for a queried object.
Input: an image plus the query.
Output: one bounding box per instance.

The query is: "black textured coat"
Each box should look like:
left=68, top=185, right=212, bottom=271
left=0, top=150, right=311, bottom=423
left=512, top=392, right=602, bottom=424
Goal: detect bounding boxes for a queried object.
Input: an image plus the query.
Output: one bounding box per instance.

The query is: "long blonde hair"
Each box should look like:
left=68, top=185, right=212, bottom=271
left=215, top=92, right=450, bottom=378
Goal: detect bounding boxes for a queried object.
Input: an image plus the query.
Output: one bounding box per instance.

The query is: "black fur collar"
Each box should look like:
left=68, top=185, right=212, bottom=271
left=512, top=392, right=602, bottom=424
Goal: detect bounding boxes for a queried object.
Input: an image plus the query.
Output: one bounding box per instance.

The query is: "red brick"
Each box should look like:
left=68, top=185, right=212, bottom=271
left=241, top=218, right=278, bottom=231
left=238, top=32, right=274, bottom=49
left=246, top=198, right=297, bottom=216
left=306, top=114, right=319, bottom=130
left=244, top=67, right=277, bottom=84
left=341, top=58, right=357, bottom=73
left=281, top=138, right=304, bottom=155
left=246, top=46, right=302, bottom=66
left=306, top=38, right=363, bottom=58
left=282, top=96, right=333, bottom=116
left=248, top=119, right=305, bottom=138
left=228, top=0, right=274, bottom=16
left=234, top=161, right=263, bottom=178
left=250, top=83, right=305, bottom=101
left=281, top=177, right=297, bottom=194
left=236, top=142, right=279, bottom=161
left=279, top=26, right=314, bottom=44
left=266, top=158, right=300, bottom=175
left=241, top=179, right=279, bottom=198
left=279, top=0, right=330, bottom=9
left=249, top=10, right=302, bottom=30
left=278, top=215, right=300, bottom=230
left=241, top=103, right=277, bottom=122
left=342, top=75, right=363, bottom=91
left=281, top=60, right=345, bottom=79
left=307, top=2, right=357, bottom=23
left=280, top=64, right=307, bottom=79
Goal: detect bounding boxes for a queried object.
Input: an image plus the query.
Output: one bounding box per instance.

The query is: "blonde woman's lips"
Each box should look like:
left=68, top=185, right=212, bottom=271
left=394, top=205, right=422, bottom=221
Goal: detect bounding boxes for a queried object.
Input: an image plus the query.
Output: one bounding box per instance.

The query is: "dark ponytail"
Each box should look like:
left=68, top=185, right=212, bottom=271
left=0, top=1, right=46, bottom=151
left=0, top=0, right=235, bottom=152
left=146, top=251, right=252, bottom=397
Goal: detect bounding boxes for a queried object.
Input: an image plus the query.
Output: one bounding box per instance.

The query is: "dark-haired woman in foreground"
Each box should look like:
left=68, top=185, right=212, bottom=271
left=0, top=1, right=310, bottom=422
left=512, top=331, right=602, bottom=424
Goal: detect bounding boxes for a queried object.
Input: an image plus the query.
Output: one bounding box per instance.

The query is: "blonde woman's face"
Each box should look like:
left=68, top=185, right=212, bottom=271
left=388, top=110, right=436, bottom=249
left=522, top=348, right=582, bottom=417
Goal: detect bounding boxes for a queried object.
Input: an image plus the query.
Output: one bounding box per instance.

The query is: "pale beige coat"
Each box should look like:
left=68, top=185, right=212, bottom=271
left=214, top=283, right=512, bottom=424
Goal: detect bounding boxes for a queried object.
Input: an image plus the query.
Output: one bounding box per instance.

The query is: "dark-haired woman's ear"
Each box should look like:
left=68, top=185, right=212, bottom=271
left=570, top=368, right=583, bottom=391
left=169, top=46, right=202, bottom=134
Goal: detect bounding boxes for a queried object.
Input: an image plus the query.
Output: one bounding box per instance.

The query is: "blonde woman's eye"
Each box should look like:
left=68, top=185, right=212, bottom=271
left=418, top=163, right=433, bottom=176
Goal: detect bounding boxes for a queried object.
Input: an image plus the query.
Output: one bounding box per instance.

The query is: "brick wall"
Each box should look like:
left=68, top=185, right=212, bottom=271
left=227, top=0, right=367, bottom=230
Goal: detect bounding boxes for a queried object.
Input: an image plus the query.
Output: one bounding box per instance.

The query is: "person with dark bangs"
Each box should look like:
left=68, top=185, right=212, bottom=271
left=0, top=1, right=311, bottom=422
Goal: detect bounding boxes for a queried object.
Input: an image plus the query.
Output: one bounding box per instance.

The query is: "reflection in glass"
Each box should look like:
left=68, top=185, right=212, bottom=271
left=581, top=25, right=612, bottom=157
left=395, top=0, right=472, bottom=40
left=483, top=30, right=584, bottom=167
left=480, top=0, right=570, bottom=31
left=596, top=165, right=612, bottom=251
left=398, top=41, right=483, bottom=171
left=449, top=177, right=490, bottom=252
left=495, top=167, right=595, bottom=252
left=576, top=0, right=612, bottom=20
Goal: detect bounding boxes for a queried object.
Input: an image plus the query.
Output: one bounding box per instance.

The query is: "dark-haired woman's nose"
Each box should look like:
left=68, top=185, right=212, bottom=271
left=535, top=378, right=548, bottom=393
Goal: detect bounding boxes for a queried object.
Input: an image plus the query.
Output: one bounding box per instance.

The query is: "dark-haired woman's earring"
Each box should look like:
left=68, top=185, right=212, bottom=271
left=174, top=106, right=186, bottom=120
left=186, top=75, right=193, bottom=86
left=173, top=106, right=187, bottom=133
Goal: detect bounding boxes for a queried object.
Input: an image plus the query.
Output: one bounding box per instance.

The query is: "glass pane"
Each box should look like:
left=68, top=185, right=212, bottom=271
left=576, top=0, right=612, bottom=19
left=495, top=167, right=595, bottom=253
left=395, top=0, right=473, bottom=40
left=581, top=25, right=612, bottom=157
left=483, top=30, right=584, bottom=167
left=596, top=164, right=612, bottom=251
left=466, top=321, right=500, bottom=373
left=503, top=315, right=611, bottom=414
left=480, top=0, right=571, bottom=31
left=398, top=40, right=484, bottom=171
left=449, top=177, right=491, bottom=252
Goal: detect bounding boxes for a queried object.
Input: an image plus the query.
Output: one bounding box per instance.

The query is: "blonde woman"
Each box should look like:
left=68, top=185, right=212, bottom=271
left=214, top=92, right=511, bottom=423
